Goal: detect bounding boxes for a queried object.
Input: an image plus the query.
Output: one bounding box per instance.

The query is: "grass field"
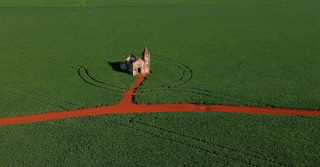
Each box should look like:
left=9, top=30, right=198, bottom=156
left=1, top=0, right=320, bottom=166
left=1, top=112, right=320, bottom=166
left=1, top=0, right=320, bottom=117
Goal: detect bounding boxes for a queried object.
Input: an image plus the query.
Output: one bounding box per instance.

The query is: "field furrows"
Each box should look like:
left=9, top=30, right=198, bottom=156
left=134, top=121, right=288, bottom=166
left=135, top=55, right=273, bottom=106
left=0, top=48, right=63, bottom=67
left=141, top=55, right=267, bottom=106
left=0, top=49, right=9, bottom=56
left=73, top=55, right=269, bottom=107
left=74, top=55, right=270, bottom=106
left=149, top=55, right=193, bottom=88
left=138, top=88, right=243, bottom=104
left=240, top=68, right=320, bottom=87
left=298, top=116, right=320, bottom=122
left=107, top=119, right=268, bottom=167
left=249, top=56, right=320, bottom=86
left=1, top=85, right=69, bottom=110
left=82, top=66, right=126, bottom=90
left=138, top=87, right=271, bottom=106
left=3, top=84, right=79, bottom=106
left=138, top=55, right=231, bottom=102
left=189, top=87, right=271, bottom=106
left=77, top=66, right=125, bottom=93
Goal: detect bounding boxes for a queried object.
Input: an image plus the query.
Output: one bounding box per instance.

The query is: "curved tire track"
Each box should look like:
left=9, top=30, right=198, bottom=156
left=77, top=66, right=124, bottom=93
left=107, top=119, right=259, bottom=167
left=148, top=55, right=193, bottom=88
left=135, top=121, right=288, bottom=166
left=3, top=88, right=67, bottom=110
left=137, top=56, right=275, bottom=107
left=137, top=87, right=271, bottom=106
left=82, top=66, right=126, bottom=90
left=2, top=84, right=78, bottom=107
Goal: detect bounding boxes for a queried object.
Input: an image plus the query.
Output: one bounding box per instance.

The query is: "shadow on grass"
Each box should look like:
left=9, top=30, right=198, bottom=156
left=108, top=62, right=130, bottom=75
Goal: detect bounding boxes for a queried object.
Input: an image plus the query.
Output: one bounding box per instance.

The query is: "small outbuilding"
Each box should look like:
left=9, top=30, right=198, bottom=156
left=120, top=47, right=150, bottom=76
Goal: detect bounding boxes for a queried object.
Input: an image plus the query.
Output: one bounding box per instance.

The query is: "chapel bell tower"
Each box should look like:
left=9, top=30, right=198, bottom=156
left=143, top=46, right=150, bottom=73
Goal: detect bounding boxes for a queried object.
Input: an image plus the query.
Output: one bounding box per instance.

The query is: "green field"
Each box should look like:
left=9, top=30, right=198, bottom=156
left=1, top=112, right=319, bottom=166
left=1, top=0, right=320, bottom=166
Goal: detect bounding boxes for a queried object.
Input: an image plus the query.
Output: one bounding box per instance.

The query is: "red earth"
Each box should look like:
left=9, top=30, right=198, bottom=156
left=0, top=75, right=319, bottom=126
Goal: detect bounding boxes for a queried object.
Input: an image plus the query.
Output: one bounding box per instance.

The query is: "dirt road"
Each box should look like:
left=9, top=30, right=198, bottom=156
left=1, top=75, right=319, bottom=126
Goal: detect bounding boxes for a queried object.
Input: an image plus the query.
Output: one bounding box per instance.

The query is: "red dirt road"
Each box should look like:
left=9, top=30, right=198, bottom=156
left=1, top=75, right=319, bottom=126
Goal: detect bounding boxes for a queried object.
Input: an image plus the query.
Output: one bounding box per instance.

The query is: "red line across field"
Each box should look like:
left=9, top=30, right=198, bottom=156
left=1, top=75, right=319, bottom=126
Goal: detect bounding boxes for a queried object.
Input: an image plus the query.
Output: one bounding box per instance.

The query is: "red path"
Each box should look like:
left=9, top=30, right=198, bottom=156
left=1, top=75, right=319, bottom=126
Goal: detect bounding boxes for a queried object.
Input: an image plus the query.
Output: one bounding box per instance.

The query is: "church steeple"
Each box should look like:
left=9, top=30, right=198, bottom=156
left=144, top=46, right=149, bottom=57
left=143, top=46, right=150, bottom=73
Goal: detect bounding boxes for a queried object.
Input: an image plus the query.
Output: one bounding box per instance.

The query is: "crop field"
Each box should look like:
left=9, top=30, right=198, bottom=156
left=1, top=113, right=319, bottom=166
left=1, top=0, right=320, bottom=166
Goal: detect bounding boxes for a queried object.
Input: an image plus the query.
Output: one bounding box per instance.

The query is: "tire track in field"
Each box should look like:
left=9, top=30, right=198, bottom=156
left=137, top=87, right=271, bottom=107
left=189, top=87, right=270, bottom=106
left=2, top=87, right=67, bottom=110
left=141, top=55, right=319, bottom=109
left=140, top=88, right=237, bottom=104
left=77, top=66, right=125, bottom=93
left=149, top=55, right=193, bottom=88
left=1, top=74, right=320, bottom=125
left=76, top=55, right=253, bottom=106
left=137, top=55, right=285, bottom=107
left=0, top=48, right=62, bottom=67
left=138, top=55, right=249, bottom=105
left=82, top=66, right=126, bottom=90
left=1, top=84, right=79, bottom=107
left=0, top=50, right=76, bottom=110
left=137, top=87, right=245, bottom=105
left=253, top=71, right=320, bottom=87
left=137, top=55, right=242, bottom=104
left=0, top=49, right=9, bottom=56
left=236, top=60, right=320, bottom=87
left=80, top=0, right=87, bottom=6
left=134, top=120, right=288, bottom=166
left=107, top=119, right=259, bottom=167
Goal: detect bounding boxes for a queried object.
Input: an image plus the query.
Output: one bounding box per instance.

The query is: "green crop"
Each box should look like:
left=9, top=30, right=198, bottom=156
left=0, top=0, right=320, bottom=166
left=1, top=112, right=319, bottom=166
left=1, top=0, right=320, bottom=118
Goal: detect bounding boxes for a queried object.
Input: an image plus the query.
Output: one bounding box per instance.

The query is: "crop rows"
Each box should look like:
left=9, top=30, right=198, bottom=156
left=136, top=55, right=269, bottom=106
left=107, top=119, right=261, bottom=166
left=235, top=59, right=320, bottom=88
left=134, top=120, right=289, bottom=166
left=151, top=55, right=193, bottom=88
left=106, top=114, right=295, bottom=167
left=73, top=55, right=283, bottom=107
left=77, top=66, right=126, bottom=93
left=1, top=84, right=76, bottom=111
left=75, top=55, right=271, bottom=106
